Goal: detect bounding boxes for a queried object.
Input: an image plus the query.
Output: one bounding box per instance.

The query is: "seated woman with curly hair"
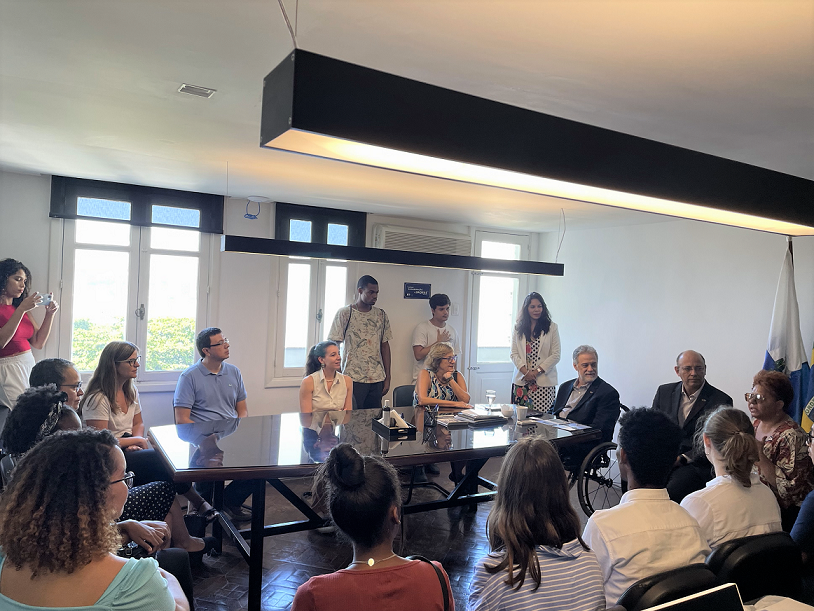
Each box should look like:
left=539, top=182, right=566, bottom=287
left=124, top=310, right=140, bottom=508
left=0, top=428, right=189, bottom=610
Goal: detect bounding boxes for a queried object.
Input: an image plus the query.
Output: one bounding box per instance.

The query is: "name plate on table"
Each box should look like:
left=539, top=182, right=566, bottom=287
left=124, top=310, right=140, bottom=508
left=372, top=419, right=418, bottom=440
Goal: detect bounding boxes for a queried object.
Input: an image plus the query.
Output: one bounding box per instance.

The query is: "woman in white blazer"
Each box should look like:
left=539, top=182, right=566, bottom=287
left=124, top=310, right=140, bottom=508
left=510, top=292, right=560, bottom=412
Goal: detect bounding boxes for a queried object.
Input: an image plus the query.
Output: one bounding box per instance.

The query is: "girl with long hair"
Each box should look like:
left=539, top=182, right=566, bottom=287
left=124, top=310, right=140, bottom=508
left=681, top=407, right=782, bottom=548
left=0, top=429, right=188, bottom=610
left=80, top=341, right=217, bottom=534
left=469, top=436, right=604, bottom=611
left=292, top=444, right=453, bottom=610
left=299, top=340, right=353, bottom=413
left=0, top=258, right=59, bottom=408
left=510, top=292, right=560, bottom=413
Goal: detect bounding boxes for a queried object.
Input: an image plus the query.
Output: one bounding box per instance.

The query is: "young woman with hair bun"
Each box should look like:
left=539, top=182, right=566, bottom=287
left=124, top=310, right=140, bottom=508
left=292, top=443, right=453, bottom=611
left=681, top=406, right=782, bottom=549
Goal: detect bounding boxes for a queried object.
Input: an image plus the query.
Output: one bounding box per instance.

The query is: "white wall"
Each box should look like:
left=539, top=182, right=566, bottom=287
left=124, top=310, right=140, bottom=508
left=539, top=220, right=814, bottom=410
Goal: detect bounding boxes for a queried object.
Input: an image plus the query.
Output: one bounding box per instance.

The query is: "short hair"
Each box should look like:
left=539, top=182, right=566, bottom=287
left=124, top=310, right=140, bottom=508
left=676, top=350, right=706, bottom=366
left=485, top=436, right=585, bottom=590
left=29, top=358, right=75, bottom=388
left=429, top=293, right=450, bottom=310
left=572, top=345, right=598, bottom=364
left=700, top=407, right=759, bottom=488
left=753, top=370, right=794, bottom=410
left=196, top=327, right=222, bottom=358
left=425, top=342, right=454, bottom=373
left=1, top=385, right=73, bottom=455
left=357, top=275, right=378, bottom=290
left=0, top=429, right=121, bottom=577
left=618, top=408, right=682, bottom=487
left=315, top=443, right=401, bottom=549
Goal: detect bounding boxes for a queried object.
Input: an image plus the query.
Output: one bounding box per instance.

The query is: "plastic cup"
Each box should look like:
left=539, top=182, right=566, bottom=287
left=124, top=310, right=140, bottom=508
left=515, top=406, right=528, bottom=420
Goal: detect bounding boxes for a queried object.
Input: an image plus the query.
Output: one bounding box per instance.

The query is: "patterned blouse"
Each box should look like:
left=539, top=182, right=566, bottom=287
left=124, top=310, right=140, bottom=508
left=412, top=371, right=458, bottom=407
left=757, top=415, right=814, bottom=509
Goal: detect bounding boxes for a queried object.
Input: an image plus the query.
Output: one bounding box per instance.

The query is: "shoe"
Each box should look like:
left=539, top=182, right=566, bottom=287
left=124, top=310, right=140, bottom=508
left=192, top=501, right=219, bottom=524
left=317, top=523, right=337, bottom=534
left=224, top=505, right=252, bottom=522
left=188, top=536, right=219, bottom=568
left=425, top=463, right=440, bottom=475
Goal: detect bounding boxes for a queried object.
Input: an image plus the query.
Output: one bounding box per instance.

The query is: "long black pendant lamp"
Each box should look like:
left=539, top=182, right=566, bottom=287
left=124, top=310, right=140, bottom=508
left=258, top=49, right=814, bottom=237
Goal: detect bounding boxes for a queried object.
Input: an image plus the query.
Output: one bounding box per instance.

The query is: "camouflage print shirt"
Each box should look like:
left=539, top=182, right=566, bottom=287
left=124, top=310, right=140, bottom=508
left=328, top=305, right=393, bottom=383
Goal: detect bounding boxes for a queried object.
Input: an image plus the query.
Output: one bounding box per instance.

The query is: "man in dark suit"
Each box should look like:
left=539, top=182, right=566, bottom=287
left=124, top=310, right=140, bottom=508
left=652, top=349, right=733, bottom=502
left=553, top=345, right=621, bottom=444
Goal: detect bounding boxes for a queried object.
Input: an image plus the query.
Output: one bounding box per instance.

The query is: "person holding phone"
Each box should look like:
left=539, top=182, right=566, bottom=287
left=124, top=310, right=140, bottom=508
left=0, top=258, right=58, bottom=409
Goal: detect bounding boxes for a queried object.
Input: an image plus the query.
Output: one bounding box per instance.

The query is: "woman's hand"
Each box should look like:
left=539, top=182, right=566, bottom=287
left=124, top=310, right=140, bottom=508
left=455, top=401, right=473, bottom=409
left=44, top=295, right=59, bottom=315
left=119, top=519, right=168, bottom=552
left=522, top=368, right=538, bottom=383
left=120, top=436, right=150, bottom=451
left=17, top=292, right=40, bottom=313
left=442, top=371, right=454, bottom=382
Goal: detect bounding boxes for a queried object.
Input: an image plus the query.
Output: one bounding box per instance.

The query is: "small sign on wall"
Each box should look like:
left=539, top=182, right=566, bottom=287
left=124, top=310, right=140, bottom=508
left=404, top=282, right=431, bottom=299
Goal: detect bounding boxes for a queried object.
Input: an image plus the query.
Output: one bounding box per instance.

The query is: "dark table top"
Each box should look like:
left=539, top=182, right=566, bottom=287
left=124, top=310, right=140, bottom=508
left=147, top=408, right=600, bottom=482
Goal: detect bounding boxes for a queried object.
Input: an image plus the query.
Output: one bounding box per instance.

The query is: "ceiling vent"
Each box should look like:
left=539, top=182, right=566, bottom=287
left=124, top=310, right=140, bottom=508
left=373, top=224, right=473, bottom=257
left=178, top=83, right=217, bottom=98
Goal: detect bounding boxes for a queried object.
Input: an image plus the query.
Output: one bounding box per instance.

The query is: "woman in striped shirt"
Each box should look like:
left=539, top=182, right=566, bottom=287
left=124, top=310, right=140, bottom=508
left=468, top=436, right=605, bottom=611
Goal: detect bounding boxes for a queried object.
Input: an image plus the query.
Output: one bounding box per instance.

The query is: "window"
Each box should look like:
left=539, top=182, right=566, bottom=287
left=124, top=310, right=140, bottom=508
left=268, top=206, right=356, bottom=381
left=274, top=202, right=366, bottom=247
left=58, top=206, right=212, bottom=383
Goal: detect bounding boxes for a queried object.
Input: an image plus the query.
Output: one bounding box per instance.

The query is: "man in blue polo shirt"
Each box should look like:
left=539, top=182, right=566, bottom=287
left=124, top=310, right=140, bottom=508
left=174, top=327, right=252, bottom=521
left=174, top=327, right=248, bottom=424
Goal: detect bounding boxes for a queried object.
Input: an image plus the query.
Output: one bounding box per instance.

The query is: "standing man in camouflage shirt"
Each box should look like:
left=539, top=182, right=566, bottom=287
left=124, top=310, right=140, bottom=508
left=328, top=275, right=393, bottom=409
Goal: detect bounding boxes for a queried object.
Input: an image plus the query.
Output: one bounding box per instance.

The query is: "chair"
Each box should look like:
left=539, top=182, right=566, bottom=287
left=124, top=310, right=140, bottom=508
left=0, top=404, right=9, bottom=445
left=392, top=384, right=415, bottom=408
left=705, top=531, right=802, bottom=602
left=616, top=564, right=721, bottom=611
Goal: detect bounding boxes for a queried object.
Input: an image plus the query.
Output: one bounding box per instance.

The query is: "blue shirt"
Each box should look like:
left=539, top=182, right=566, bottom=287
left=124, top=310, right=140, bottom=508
left=173, top=360, right=247, bottom=422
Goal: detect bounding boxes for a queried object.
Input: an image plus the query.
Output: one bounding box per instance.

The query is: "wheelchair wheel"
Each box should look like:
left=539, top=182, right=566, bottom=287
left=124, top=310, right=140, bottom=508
left=578, top=441, right=626, bottom=517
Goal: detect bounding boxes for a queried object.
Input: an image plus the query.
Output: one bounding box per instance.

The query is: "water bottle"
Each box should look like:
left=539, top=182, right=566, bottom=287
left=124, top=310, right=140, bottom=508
left=381, top=400, right=392, bottom=427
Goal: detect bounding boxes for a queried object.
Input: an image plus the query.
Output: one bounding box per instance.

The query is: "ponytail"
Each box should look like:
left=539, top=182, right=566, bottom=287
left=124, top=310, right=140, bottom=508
left=304, top=340, right=339, bottom=377
left=702, top=407, right=759, bottom=488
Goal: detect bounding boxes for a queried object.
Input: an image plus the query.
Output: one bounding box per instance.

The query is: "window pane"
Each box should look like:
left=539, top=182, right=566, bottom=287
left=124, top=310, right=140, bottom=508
left=71, top=249, right=129, bottom=371
left=322, top=266, right=347, bottom=341
left=290, top=220, right=312, bottom=242
left=152, top=205, right=201, bottom=228
left=284, top=263, right=311, bottom=367
left=327, top=224, right=349, bottom=246
left=145, top=255, right=198, bottom=371
left=476, top=275, right=519, bottom=363
left=77, top=197, right=131, bottom=221
left=481, top=240, right=521, bottom=261
left=150, top=226, right=200, bottom=251
left=75, top=220, right=130, bottom=246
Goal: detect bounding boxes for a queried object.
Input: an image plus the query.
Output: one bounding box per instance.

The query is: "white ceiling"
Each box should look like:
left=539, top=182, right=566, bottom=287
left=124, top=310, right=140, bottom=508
left=1, top=0, right=812, bottom=232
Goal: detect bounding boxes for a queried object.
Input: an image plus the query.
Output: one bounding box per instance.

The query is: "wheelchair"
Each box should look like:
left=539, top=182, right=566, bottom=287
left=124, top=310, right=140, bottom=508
left=563, top=405, right=629, bottom=517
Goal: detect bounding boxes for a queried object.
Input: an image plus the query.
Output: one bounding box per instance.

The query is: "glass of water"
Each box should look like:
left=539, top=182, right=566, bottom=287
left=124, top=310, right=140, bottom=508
left=485, top=390, right=496, bottom=407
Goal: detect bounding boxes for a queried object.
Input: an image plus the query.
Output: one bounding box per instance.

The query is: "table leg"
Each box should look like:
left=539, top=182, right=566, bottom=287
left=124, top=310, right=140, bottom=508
left=212, top=480, right=224, bottom=555
left=247, top=478, right=267, bottom=611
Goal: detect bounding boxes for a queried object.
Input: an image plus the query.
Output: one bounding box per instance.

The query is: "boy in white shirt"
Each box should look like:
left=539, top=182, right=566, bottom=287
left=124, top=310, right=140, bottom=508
left=411, top=293, right=461, bottom=383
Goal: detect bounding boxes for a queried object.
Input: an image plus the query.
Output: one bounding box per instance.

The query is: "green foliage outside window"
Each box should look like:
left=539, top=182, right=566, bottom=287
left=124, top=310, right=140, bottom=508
left=72, top=317, right=195, bottom=372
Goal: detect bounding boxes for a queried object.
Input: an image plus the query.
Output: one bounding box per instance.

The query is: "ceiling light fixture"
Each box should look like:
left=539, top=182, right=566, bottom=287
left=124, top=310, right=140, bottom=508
left=178, top=83, right=217, bottom=99
left=259, top=50, right=814, bottom=236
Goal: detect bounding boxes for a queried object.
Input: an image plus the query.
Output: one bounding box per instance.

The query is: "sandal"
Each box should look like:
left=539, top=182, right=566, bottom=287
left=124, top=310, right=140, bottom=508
left=192, top=501, right=219, bottom=524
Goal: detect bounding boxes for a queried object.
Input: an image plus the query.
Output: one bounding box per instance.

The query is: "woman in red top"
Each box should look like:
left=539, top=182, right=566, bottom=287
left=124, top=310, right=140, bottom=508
left=0, top=258, right=58, bottom=408
left=291, top=444, right=454, bottom=611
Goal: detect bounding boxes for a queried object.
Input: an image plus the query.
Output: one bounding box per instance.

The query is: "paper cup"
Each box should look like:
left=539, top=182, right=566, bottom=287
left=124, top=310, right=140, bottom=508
left=515, top=406, right=528, bottom=420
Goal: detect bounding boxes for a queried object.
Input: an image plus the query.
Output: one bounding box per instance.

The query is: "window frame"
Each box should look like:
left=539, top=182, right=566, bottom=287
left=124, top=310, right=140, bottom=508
left=274, top=202, right=366, bottom=247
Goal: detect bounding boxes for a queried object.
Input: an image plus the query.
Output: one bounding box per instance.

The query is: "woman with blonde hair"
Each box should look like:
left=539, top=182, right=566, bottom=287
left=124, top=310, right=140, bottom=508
left=681, top=407, right=782, bottom=549
left=0, top=428, right=188, bottom=610
left=469, top=436, right=604, bottom=610
left=413, top=343, right=471, bottom=409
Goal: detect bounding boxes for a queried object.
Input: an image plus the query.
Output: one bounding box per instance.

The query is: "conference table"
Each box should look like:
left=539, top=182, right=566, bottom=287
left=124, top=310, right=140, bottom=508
left=148, top=408, right=600, bottom=610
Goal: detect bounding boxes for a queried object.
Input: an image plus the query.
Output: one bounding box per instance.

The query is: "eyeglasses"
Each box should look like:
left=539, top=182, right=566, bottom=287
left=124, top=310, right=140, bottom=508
left=209, top=339, right=230, bottom=348
left=806, top=434, right=814, bottom=448
left=110, top=471, right=135, bottom=489
left=744, top=392, right=769, bottom=403
left=443, top=356, right=457, bottom=363
left=679, top=366, right=706, bottom=373
left=116, top=356, right=141, bottom=367
left=60, top=381, right=82, bottom=391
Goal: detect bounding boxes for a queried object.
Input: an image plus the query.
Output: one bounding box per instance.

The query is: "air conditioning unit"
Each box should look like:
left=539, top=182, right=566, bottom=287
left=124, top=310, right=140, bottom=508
left=373, top=224, right=473, bottom=257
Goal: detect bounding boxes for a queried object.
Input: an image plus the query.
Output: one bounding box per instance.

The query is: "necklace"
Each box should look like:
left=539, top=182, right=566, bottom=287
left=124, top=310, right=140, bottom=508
left=349, top=552, right=398, bottom=567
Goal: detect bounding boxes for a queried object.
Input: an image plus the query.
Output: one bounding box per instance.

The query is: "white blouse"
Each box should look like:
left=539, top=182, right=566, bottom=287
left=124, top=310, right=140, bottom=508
left=81, top=390, right=140, bottom=438
left=308, top=370, right=348, bottom=412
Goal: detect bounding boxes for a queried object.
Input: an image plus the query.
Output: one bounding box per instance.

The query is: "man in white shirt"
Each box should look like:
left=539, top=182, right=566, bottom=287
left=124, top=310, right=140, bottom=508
left=411, top=293, right=461, bottom=383
left=583, top=408, right=709, bottom=607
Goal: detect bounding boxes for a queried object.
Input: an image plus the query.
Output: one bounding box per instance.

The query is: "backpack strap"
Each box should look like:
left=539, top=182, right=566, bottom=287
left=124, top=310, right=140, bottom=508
left=342, top=304, right=353, bottom=338
left=406, top=555, right=449, bottom=611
